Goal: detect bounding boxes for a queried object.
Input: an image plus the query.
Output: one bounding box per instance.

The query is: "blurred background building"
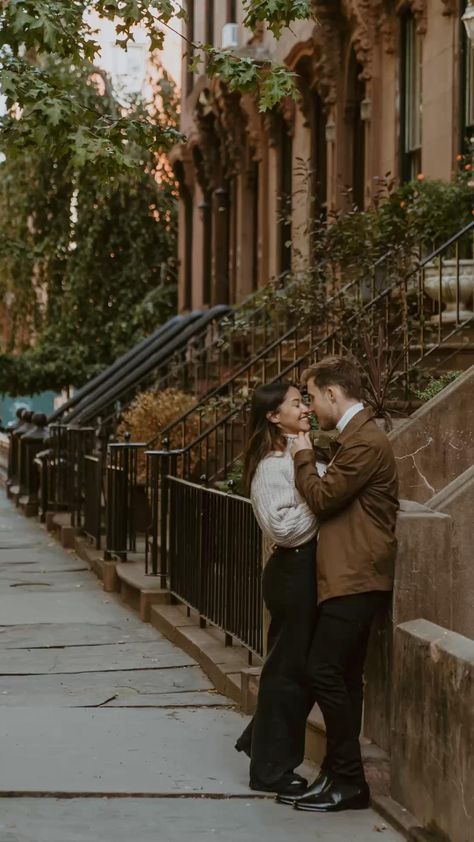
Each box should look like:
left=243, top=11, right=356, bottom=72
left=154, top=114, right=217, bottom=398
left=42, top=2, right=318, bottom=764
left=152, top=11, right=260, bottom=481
left=172, top=0, right=473, bottom=311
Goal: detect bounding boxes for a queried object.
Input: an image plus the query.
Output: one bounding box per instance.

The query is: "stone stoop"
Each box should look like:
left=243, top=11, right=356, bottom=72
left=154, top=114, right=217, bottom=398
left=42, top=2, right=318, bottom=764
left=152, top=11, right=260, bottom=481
left=73, top=535, right=170, bottom=618
left=115, top=562, right=170, bottom=621
left=47, top=511, right=78, bottom=549
left=73, top=535, right=119, bottom=592
left=18, top=495, right=38, bottom=518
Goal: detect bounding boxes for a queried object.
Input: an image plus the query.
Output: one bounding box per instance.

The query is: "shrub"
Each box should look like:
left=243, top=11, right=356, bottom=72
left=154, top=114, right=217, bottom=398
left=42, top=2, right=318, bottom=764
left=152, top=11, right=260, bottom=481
left=117, top=387, right=197, bottom=482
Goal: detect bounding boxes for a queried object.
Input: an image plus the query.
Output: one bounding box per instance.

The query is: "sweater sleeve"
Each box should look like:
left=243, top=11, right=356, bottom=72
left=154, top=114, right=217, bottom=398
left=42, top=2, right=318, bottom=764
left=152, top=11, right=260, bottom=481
left=251, top=455, right=318, bottom=547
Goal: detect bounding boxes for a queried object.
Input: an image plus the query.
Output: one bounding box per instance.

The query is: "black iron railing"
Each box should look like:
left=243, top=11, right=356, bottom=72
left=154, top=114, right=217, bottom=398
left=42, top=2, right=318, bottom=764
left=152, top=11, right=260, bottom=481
left=48, top=425, right=96, bottom=526
left=83, top=453, right=104, bottom=549
left=147, top=222, right=474, bottom=487
left=165, top=474, right=263, bottom=658
left=105, top=442, right=149, bottom=560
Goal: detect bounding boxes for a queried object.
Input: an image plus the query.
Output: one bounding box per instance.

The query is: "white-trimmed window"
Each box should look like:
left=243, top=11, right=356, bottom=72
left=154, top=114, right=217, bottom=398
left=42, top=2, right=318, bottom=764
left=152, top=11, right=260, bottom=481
left=402, top=14, right=423, bottom=180
left=464, top=33, right=474, bottom=138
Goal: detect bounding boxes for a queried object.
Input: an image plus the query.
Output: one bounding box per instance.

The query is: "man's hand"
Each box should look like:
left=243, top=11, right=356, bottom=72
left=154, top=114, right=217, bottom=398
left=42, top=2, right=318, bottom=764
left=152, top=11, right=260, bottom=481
left=290, top=431, right=313, bottom=458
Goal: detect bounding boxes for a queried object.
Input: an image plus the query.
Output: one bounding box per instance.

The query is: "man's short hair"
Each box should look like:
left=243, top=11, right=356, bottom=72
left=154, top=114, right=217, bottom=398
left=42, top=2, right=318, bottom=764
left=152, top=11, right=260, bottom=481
left=301, top=355, right=362, bottom=400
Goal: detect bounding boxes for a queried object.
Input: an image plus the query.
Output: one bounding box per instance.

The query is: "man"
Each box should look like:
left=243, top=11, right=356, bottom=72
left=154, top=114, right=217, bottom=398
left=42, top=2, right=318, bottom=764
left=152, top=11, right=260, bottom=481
left=280, top=355, right=399, bottom=813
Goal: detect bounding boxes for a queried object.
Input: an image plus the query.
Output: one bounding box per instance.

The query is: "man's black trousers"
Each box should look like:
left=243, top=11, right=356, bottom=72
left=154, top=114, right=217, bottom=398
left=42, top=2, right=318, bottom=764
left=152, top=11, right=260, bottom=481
left=306, top=589, right=390, bottom=785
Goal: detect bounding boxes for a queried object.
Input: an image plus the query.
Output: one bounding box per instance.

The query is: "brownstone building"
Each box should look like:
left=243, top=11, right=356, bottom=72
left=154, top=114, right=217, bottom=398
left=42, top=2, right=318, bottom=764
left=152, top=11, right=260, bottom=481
left=172, top=1, right=473, bottom=312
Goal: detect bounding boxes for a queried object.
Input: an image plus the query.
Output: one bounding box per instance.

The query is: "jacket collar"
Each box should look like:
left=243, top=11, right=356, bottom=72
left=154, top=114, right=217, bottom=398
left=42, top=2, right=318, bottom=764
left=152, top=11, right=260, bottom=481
left=334, top=407, right=375, bottom=446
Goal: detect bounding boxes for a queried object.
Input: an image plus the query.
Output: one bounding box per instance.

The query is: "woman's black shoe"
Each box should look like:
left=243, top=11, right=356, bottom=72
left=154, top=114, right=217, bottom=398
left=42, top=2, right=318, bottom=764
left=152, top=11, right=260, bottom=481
left=250, top=772, right=308, bottom=795
left=294, top=779, right=370, bottom=812
left=276, top=771, right=332, bottom=806
left=234, top=737, right=251, bottom=758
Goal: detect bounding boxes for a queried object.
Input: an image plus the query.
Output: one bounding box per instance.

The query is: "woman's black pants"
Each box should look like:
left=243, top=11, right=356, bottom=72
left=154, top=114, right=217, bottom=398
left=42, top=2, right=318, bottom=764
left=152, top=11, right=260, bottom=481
left=247, top=539, right=317, bottom=786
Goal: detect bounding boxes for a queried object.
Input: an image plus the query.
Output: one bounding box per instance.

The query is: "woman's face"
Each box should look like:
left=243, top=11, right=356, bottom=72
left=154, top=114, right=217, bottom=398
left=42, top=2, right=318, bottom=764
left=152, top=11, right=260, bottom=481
left=267, top=386, right=311, bottom=435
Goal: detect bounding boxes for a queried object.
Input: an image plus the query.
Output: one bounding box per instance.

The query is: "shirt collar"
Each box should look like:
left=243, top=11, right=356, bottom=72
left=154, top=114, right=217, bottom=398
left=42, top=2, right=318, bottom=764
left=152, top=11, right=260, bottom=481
left=336, top=402, right=365, bottom=433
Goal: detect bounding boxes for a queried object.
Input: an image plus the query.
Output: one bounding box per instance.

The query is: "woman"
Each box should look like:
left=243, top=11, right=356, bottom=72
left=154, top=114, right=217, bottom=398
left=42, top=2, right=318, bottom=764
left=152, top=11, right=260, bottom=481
left=236, top=382, right=326, bottom=796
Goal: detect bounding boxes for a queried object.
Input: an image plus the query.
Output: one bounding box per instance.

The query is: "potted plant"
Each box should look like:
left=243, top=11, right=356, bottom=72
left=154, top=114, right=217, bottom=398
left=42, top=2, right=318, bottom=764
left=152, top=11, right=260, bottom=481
left=383, top=165, right=474, bottom=322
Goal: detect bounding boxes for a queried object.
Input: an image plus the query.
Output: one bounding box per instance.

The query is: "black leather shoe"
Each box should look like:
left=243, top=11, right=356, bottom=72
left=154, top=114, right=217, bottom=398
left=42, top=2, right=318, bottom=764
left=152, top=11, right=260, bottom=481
left=276, top=770, right=332, bottom=806
left=250, top=772, right=308, bottom=795
left=294, top=779, right=370, bottom=812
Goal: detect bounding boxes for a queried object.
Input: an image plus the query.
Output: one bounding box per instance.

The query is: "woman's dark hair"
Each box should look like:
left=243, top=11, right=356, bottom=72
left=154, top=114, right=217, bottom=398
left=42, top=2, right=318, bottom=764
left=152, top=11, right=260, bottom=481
left=241, top=382, right=292, bottom=497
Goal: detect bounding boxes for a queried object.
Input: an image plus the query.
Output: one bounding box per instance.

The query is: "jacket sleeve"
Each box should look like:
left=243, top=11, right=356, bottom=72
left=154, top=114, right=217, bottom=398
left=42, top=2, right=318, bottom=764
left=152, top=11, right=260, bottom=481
left=251, top=458, right=318, bottom=547
left=293, top=439, right=379, bottom=519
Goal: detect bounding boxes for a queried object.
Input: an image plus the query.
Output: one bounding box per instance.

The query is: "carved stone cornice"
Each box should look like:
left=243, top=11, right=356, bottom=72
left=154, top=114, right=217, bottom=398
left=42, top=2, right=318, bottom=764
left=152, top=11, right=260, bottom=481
left=212, top=84, right=249, bottom=177
left=341, top=0, right=375, bottom=80
left=240, top=95, right=265, bottom=161
left=396, top=0, right=427, bottom=34
left=311, top=6, right=343, bottom=105
left=170, top=144, right=195, bottom=191
left=376, top=2, right=397, bottom=54
left=193, top=96, right=222, bottom=192
left=440, top=0, right=456, bottom=15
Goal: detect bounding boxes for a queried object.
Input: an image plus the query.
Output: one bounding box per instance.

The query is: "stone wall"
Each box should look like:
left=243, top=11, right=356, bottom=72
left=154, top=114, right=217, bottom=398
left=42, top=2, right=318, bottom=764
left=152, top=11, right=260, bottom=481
left=391, top=620, right=474, bottom=842
left=390, top=367, right=474, bottom=503
left=364, top=501, right=453, bottom=752
left=429, top=465, right=474, bottom=640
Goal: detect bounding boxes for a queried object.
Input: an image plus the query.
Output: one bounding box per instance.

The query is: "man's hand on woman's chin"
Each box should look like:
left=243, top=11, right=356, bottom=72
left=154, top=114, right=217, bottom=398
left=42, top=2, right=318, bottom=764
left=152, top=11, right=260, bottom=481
left=290, top=432, right=313, bottom=458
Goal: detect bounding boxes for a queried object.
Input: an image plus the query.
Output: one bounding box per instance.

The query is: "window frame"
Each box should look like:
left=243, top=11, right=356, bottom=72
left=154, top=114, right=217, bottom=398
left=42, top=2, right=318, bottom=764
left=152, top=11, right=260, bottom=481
left=400, top=12, right=423, bottom=182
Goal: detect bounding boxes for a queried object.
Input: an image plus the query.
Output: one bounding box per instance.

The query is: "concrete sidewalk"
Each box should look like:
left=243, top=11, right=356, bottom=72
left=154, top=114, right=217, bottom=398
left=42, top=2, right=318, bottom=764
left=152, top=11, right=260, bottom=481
left=0, top=491, right=404, bottom=841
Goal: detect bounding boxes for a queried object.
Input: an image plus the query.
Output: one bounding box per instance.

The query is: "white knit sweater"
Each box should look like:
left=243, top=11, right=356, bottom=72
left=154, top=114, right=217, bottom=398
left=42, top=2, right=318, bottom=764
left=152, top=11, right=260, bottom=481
left=250, top=437, right=326, bottom=548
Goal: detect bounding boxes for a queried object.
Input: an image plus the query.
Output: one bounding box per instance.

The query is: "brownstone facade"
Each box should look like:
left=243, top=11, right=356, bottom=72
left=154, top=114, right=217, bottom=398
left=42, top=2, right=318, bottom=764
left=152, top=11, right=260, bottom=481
left=174, top=0, right=471, bottom=312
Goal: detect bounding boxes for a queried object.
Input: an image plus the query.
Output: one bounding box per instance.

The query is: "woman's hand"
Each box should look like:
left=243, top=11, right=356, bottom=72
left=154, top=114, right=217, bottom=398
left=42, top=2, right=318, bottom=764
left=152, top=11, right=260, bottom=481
left=290, top=431, right=313, bottom=458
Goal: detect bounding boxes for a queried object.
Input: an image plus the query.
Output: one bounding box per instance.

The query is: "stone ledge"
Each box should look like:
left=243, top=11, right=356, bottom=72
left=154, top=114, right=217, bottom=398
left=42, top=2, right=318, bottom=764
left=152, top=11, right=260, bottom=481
left=73, top=535, right=119, bottom=592
left=150, top=604, right=254, bottom=704
left=372, top=795, right=424, bottom=841
left=115, top=562, right=170, bottom=621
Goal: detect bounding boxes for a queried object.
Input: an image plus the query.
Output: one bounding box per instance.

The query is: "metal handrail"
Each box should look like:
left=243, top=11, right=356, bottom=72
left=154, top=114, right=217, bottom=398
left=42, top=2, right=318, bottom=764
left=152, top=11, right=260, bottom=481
left=151, top=248, right=400, bottom=450
left=148, top=220, right=474, bottom=468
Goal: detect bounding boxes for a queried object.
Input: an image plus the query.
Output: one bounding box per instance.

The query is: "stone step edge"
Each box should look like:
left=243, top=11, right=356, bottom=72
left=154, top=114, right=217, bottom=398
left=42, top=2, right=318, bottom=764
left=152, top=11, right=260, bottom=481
left=372, top=795, right=429, bottom=842
left=74, top=535, right=170, bottom=621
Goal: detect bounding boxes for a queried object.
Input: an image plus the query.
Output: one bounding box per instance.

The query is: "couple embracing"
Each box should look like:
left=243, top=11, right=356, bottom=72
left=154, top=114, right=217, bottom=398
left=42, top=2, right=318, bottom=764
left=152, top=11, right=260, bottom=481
left=235, top=355, right=399, bottom=814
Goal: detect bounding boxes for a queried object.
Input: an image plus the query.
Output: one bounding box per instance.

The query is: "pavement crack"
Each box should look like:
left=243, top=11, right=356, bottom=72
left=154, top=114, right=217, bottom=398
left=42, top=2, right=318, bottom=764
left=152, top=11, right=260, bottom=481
left=0, top=665, right=196, bottom=677
left=79, top=694, right=119, bottom=708
left=0, top=791, right=272, bottom=800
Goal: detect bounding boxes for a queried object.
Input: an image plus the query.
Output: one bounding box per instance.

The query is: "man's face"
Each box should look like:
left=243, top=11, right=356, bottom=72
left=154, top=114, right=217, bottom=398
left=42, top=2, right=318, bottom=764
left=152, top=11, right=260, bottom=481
left=306, top=378, right=338, bottom=431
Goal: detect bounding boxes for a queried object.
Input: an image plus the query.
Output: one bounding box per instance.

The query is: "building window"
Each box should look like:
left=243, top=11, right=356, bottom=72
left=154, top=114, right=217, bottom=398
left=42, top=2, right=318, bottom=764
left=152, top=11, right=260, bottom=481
left=310, top=93, right=327, bottom=222
left=186, top=0, right=195, bottom=96
left=278, top=119, right=292, bottom=275
left=226, top=0, right=237, bottom=22
left=205, top=0, right=214, bottom=46
left=184, top=187, right=194, bottom=310
left=401, top=13, right=423, bottom=181
left=461, top=12, right=474, bottom=149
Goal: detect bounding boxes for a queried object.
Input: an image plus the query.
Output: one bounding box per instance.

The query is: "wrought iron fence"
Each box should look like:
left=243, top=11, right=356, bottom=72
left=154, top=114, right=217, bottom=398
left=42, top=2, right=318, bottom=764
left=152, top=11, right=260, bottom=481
left=156, top=472, right=263, bottom=658
left=83, top=454, right=103, bottom=549
left=149, top=223, right=474, bottom=487
left=48, top=425, right=96, bottom=526
left=105, top=442, right=149, bottom=560
left=152, top=274, right=295, bottom=401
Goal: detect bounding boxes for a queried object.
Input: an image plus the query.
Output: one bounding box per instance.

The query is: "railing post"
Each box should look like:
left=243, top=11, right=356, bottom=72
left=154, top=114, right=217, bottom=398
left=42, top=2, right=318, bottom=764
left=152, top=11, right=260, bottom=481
left=146, top=444, right=179, bottom=585
left=105, top=443, right=128, bottom=561
left=6, top=408, right=25, bottom=491
left=14, top=411, right=34, bottom=499
left=35, top=448, right=52, bottom=524
left=21, top=413, right=49, bottom=516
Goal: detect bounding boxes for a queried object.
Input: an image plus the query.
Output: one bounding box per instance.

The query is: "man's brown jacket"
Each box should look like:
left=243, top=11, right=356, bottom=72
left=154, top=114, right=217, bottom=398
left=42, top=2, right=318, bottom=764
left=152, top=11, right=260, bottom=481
left=294, top=408, right=399, bottom=604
